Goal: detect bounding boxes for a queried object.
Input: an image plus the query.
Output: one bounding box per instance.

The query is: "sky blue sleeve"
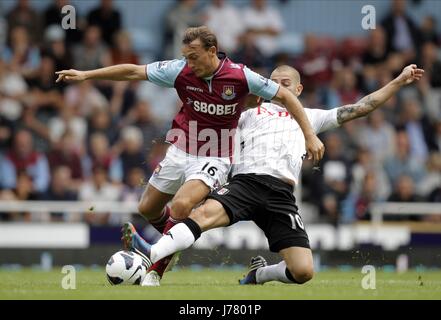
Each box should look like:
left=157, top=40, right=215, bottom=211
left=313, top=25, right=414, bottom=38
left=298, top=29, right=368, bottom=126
left=146, top=59, right=186, bottom=88
left=243, top=66, right=280, bottom=100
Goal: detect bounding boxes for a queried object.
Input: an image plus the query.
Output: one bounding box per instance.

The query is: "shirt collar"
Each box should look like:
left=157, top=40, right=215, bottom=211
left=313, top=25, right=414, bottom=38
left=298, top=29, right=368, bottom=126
left=204, top=52, right=227, bottom=80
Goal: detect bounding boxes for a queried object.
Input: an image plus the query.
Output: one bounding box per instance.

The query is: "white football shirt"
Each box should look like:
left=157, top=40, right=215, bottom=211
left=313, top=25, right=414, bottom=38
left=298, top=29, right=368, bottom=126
left=231, top=102, right=340, bottom=185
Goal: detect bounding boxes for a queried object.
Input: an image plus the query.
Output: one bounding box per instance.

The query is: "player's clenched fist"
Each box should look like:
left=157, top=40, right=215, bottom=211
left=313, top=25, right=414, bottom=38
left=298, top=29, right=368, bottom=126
left=395, top=64, right=424, bottom=86
left=55, top=69, right=87, bottom=83
left=304, top=134, right=325, bottom=164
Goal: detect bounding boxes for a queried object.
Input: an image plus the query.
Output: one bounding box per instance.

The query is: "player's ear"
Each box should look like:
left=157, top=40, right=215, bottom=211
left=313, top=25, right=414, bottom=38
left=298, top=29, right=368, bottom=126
left=296, top=84, right=303, bottom=96
left=208, top=46, right=217, bottom=56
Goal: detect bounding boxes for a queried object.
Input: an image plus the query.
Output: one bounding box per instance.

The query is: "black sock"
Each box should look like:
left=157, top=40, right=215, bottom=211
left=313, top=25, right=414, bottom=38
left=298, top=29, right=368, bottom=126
left=285, top=268, right=301, bottom=284
left=182, top=218, right=202, bottom=241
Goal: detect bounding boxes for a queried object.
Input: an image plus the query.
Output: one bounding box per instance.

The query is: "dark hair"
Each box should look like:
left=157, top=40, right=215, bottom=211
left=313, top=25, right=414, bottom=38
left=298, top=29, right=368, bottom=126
left=182, top=26, right=218, bottom=50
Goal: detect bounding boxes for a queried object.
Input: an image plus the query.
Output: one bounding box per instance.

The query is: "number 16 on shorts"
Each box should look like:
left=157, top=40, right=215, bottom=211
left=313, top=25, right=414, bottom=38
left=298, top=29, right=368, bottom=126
left=201, top=162, right=219, bottom=176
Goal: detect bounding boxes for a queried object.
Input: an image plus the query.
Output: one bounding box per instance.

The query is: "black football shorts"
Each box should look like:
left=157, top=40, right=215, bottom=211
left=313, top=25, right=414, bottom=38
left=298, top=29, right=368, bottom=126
left=207, top=174, right=310, bottom=252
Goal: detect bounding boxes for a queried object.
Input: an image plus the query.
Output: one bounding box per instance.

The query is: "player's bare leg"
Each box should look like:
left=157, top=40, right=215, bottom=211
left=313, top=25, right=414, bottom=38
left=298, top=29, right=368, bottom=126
left=138, top=183, right=174, bottom=233
left=133, top=198, right=229, bottom=263
left=240, top=247, right=314, bottom=285
left=121, top=183, right=174, bottom=272
left=148, top=180, right=212, bottom=279
left=189, top=199, right=230, bottom=232
left=122, top=197, right=230, bottom=286
left=169, top=179, right=211, bottom=220
left=279, top=247, right=314, bottom=283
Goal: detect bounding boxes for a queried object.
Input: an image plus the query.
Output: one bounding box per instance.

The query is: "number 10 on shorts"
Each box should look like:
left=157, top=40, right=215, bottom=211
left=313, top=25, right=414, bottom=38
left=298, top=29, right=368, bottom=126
left=288, top=213, right=305, bottom=230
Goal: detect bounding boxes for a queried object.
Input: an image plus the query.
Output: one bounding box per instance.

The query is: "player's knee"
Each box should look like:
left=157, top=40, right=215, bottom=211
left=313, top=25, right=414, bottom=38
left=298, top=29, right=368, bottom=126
left=170, top=198, right=193, bottom=220
left=189, top=207, right=206, bottom=228
left=190, top=206, right=214, bottom=230
left=296, top=268, right=314, bottom=284
left=287, top=265, right=314, bottom=284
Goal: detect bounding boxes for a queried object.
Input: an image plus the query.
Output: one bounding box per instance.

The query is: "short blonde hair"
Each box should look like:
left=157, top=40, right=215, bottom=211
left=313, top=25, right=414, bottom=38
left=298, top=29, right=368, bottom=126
left=272, top=65, right=301, bottom=85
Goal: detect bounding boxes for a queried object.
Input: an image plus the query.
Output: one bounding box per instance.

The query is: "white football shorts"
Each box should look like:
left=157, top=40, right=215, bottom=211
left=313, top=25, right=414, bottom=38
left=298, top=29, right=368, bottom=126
left=148, top=144, right=231, bottom=195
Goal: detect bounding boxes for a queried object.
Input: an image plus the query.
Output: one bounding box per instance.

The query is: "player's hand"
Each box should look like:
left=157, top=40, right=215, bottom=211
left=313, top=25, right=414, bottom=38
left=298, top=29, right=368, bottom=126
left=304, top=134, right=325, bottom=164
left=55, top=69, right=87, bottom=83
left=395, top=64, right=424, bottom=86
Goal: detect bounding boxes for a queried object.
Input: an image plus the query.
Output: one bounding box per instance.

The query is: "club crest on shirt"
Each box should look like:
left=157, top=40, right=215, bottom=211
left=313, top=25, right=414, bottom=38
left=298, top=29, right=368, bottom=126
left=216, top=187, right=230, bottom=195
left=153, top=164, right=162, bottom=175
left=222, top=85, right=236, bottom=100
left=213, top=180, right=221, bottom=190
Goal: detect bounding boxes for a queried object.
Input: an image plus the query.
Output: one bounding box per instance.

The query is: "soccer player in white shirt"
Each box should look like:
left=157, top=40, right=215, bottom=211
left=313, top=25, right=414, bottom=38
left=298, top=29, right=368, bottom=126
left=125, top=64, right=423, bottom=285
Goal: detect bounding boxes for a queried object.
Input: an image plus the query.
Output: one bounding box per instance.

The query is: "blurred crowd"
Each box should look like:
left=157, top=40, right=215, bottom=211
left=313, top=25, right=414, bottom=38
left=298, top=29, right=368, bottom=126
left=0, top=0, right=439, bottom=225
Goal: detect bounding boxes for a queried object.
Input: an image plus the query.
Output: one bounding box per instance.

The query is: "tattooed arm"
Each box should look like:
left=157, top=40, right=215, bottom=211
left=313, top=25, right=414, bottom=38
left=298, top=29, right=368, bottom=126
left=336, top=64, right=424, bottom=124
left=336, top=95, right=381, bottom=124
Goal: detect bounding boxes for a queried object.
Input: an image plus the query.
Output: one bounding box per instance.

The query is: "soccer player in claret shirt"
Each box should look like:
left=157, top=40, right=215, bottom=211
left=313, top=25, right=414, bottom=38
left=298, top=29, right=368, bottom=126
left=56, top=26, right=324, bottom=285
left=121, top=64, right=423, bottom=286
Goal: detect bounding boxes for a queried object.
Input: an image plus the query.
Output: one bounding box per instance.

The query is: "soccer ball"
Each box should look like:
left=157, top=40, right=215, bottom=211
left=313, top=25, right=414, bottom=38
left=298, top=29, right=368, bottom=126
left=106, top=250, right=147, bottom=285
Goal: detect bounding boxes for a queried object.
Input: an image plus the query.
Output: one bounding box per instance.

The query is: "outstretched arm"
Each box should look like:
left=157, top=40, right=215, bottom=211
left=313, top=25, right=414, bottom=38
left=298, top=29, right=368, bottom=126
left=336, top=64, right=424, bottom=124
left=55, top=64, right=147, bottom=83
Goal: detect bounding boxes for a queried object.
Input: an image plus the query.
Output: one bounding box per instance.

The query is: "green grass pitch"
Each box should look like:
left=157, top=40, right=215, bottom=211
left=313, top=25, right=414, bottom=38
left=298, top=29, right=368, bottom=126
left=1, top=268, right=441, bottom=300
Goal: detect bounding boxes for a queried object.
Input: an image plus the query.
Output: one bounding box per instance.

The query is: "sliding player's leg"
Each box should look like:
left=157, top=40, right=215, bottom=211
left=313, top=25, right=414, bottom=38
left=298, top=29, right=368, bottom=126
left=165, top=179, right=210, bottom=230
left=279, top=247, right=314, bottom=283
left=149, top=199, right=231, bottom=263
left=122, top=198, right=230, bottom=266
left=145, top=173, right=262, bottom=265
left=123, top=172, right=259, bottom=270
left=123, top=174, right=257, bottom=285
left=239, top=177, right=313, bottom=285
left=241, top=247, right=313, bottom=285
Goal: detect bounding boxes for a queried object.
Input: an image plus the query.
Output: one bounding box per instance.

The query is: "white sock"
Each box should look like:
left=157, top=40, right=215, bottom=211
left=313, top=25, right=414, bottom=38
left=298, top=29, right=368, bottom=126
left=150, top=223, right=195, bottom=263
left=256, top=261, right=294, bottom=284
